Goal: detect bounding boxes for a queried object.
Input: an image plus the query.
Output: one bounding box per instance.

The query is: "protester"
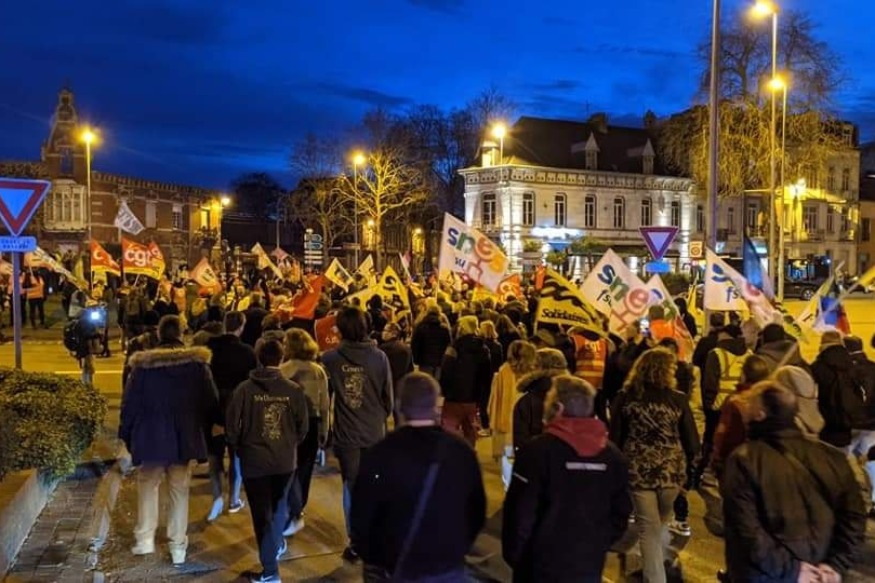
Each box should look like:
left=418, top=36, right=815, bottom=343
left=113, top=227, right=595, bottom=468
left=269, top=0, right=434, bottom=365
left=503, top=375, right=633, bottom=583
left=241, top=292, right=269, bottom=347
left=811, top=330, right=864, bottom=448
left=774, top=366, right=826, bottom=438
left=692, top=312, right=726, bottom=375
left=379, top=322, right=414, bottom=410
left=487, top=340, right=537, bottom=460
left=351, top=372, right=486, bottom=582
left=119, top=315, right=219, bottom=566
left=206, top=311, right=258, bottom=521
left=674, top=296, right=697, bottom=339
left=722, top=381, right=866, bottom=583
left=321, top=306, right=394, bottom=562
left=122, top=309, right=160, bottom=389
left=366, top=294, right=388, bottom=339
left=512, top=348, right=569, bottom=451
left=25, top=269, right=46, bottom=329
left=755, top=323, right=808, bottom=373
left=495, top=314, right=523, bottom=358
left=411, top=304, right=452, bottom=378
left=478, top=319, right=503, bottom=434
left=439, top=315, right=492, bottom=446
left=838, top=334, right=875, bottom=510
left=226, top=340, right=309, bottom=583
left=609, top=347, right=700, bottom=583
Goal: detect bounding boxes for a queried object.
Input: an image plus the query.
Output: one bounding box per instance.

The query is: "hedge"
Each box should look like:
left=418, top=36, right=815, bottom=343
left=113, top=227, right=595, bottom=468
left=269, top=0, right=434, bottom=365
left=0, top=368, right=107, bottom=480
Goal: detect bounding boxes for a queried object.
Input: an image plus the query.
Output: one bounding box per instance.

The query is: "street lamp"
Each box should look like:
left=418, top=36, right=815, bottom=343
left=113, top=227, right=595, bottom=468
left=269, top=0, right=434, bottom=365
left=220, top=195, right=231, bottom=207
left=351, top=151, right=366, bottom=268
left=706, top=0, right=721, bottom=253
left=751, top=0, right=779, bottom=285
left=80, top=128, right=98, bottom=244
left=769, top=75, right=789, bottom=299
left=491, top=123, right=507, bottom=165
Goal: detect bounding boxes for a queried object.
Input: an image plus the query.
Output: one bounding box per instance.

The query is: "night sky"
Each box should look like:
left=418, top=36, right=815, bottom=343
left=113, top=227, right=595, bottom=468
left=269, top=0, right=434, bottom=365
left=0, top=0, right=871, bottom=189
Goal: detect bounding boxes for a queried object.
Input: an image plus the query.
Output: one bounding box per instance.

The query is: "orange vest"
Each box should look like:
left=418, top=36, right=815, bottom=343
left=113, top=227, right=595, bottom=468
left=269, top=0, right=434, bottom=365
left=26, top=275, right=45, bottom=300
left=572, top=335, right=608, bottom=390
left=650, top=319, right=687, bottom=360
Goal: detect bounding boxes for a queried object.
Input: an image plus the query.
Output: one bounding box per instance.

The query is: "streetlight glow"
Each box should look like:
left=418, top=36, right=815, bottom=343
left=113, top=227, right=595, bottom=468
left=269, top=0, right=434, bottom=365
left=491, top=123, right=507, bottom=140
left=768, top=76, right=786, bottom=92
left=352, top=152, right=366, bottom=166
left=220, top=195, right=231, bottom=207
left=751, top=0, right=777, bottom=17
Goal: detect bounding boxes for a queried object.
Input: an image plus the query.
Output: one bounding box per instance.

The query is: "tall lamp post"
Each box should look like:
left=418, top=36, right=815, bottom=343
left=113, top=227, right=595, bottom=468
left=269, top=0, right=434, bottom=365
left=706, top=0, right=721, bottom=252
left=352, top=152, right=366, bottom=268
left=81, top=128, right=97, bottom=243
left=769, top=76, right=788, bottom=300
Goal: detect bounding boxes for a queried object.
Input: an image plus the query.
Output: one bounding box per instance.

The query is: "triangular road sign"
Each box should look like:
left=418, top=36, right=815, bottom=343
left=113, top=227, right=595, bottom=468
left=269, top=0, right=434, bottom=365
left=639, top=226, right=679, bottom=261
left=0, top=178, right=51, bottom=237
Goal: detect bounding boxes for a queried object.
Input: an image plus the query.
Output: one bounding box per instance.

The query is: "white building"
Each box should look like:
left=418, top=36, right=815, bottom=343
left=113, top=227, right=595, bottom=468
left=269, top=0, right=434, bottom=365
left=459, top=113, right=697, bottom=274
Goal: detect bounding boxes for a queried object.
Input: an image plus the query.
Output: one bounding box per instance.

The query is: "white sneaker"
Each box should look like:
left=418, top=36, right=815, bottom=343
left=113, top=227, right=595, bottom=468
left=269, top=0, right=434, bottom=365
left=282, top=517, right=305, bottom=537
left=229, top=499, right=246, bottom=514
left=131, top=541, right=155, bottom=556
left=170, top=548, right=186, bottom=566
left=207, top=497, right=224, bottom=522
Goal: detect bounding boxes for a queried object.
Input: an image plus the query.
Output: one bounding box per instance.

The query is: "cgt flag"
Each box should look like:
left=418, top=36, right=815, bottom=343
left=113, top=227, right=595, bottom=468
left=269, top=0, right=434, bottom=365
left=114, top=200, right=146, bottom=235
left=190, top=257, right=221, bottom=292
left=122, top=238, right=166, bottom=280
left=90, top=240, right=120, bottom=276
left=535, top=268, right=604, bottom=335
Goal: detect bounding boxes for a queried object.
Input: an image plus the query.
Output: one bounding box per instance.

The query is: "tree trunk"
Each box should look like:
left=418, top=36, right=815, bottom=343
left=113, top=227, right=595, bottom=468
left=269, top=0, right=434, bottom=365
left=374, top=217, right=383, bottom=273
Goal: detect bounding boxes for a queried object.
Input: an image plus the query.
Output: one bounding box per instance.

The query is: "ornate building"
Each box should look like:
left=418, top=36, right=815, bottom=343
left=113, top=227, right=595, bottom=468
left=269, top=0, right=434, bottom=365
left=459, top=113, right=696, bottom=273
left=0, top=88, right=224, bottom=270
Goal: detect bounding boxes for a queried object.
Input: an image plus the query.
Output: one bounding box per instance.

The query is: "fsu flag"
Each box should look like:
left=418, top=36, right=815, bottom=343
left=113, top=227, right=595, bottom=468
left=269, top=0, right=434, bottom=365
left=190, top=257, right=221, bottom=292
left=122, top=238, right=165, bottom=280
left=90, top=240, right=120, bottom=276
left=114, top=200, right=146, bottom=235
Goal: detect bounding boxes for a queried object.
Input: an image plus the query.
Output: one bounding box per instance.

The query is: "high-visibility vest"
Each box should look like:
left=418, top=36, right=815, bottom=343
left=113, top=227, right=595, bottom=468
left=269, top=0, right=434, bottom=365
left=712, top=347, right=751, bottom=410
left=26, top=275, right=44, bottom=300
left=572, top=335, right=608, bottom=390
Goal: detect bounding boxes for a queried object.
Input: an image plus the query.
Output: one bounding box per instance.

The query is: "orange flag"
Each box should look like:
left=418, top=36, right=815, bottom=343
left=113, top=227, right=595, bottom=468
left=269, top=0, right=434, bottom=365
left=292, top=275, right=324, bottom=320
left=498, top=273, right=523, bottom=300
left=90, top=240, right=120, bottom=276
left=122, top=238, right=165, bottom=280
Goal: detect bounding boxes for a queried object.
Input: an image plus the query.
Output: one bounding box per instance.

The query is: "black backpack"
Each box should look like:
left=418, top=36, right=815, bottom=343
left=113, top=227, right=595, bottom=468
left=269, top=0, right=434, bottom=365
left=63, top=319, right=81, bottom=353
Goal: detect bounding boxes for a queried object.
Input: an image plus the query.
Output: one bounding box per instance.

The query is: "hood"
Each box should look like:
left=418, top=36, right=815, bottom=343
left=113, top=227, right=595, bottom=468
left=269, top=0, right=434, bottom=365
left=545, top=417, right=608, bottom=457
left=454, top=335, right=486, bottom=352
left=336, top=340, right=380, bottom=366
left=816, top=344, right=854, bottom=369
left=716, top=336, right=748, bottom=356
left=517, top=369, right=564, bottom=394
left=247, top=366, right=290, bottom=387
left=129, top=345, right=211, bottom=369
left=759, top=339, right=797, bottom=356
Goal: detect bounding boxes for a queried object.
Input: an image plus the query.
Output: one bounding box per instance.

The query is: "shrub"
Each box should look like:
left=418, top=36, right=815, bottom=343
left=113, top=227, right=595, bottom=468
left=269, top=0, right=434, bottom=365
left=522, top=239, right=543, bottom=253
left=0, top=368, right=106, bottom=480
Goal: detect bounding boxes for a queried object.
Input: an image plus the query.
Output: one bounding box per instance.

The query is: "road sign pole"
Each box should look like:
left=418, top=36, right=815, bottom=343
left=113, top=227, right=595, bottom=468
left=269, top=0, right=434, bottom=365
left=11, top=252, right=22, bottom=369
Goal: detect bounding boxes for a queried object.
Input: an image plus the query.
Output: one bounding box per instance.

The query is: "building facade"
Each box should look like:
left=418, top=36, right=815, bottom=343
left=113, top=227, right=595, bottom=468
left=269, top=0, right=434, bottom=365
left=0, top=89, right=223, bottom=271
left=459, top=114, right=697, bottom=274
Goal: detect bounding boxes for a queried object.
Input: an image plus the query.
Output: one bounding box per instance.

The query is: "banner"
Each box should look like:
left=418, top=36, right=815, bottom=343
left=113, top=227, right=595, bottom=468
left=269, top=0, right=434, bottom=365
left=271, top=246, right=290, bottom=263
left=437, top=213, right=508, bottom=293
left=0, top=259, right=11, bottom=277
left=580, top=249, right=651, bottom=334
left=252, top=243, right=283, bottom=279
left=399, top=252, right=412, bottom=281
left=347, top=266, right=411, bottom=313
left=646, top=275, right=694, bottom=360
left=797, top=276, right=835, bottom=332
left=497, top=273, right=523, bottom=300
left=705, top=249, right=779, bottom=327
left=114, top=200, right=145, bottom=235
left=325, top=258, right=354, bottom=291
left=90, top=240, right=120, bottom=276
left=292, top=274, right=324, bottom=320
left=190, top=257, right=221, bottom=292
left=356, top=255, right=376, bottom=286
left=535, top=268, right=603, bottom=334
left=122, top=238, right=165, bottom=280
left=314, top=314, right=341, bottom=352
left=25, top=247, right=87, bottom=289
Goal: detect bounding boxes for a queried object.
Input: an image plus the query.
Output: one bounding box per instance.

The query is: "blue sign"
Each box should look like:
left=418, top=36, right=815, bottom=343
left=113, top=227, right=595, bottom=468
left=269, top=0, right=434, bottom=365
left=645, top=260, right=671, bottom=274
left=0, top=235, right=37, bottom=252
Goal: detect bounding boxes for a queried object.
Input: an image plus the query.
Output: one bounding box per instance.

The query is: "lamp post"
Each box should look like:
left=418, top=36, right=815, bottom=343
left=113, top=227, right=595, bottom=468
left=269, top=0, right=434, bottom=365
left=769, top=76, right=788, bottom=300
left=491, top=123, right=507, bottom=165
left=81, top=128, right=97, bottom=243
left=706, top=0, right=721, bottom=252
left=219, top=195, right=230, bottom=264
left=352, top=152, right=366, bottom=268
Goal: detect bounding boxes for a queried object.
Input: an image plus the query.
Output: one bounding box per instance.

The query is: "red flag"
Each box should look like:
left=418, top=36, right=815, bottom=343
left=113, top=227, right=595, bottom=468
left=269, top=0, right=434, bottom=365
left=90, top=240, right=121, bottom=276
left=497, top=273, right=523, bottom=299
left=190, top=257, right=221, bottom=293
left=534, top=266, right=546, bottom=291
left=291, top=275, right=324, bottom=320
left=314, top=313, right=341, bottom=352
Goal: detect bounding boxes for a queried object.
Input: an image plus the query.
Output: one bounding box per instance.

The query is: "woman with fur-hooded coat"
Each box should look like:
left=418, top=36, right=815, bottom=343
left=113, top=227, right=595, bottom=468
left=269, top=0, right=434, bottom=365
left=512, top=348, right=570, bottom=451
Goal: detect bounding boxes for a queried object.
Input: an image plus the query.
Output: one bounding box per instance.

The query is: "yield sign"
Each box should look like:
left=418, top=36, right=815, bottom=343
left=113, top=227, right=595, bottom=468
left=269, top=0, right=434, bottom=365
left=639, top=226, right=679, bottom=261
left=0, top=178, right=51, bottom=237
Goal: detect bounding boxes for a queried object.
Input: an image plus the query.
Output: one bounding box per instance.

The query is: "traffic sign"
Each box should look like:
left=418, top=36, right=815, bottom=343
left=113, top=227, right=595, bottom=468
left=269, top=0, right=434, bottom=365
left=0, top=236, right=37, bottom=252
left=645, top=260, right=671, bottom=274
left=0, top=178, right=51, bottom=236
left=639, top=226, right=679, bottom=261
left=689, top=241, right=704, bottom=259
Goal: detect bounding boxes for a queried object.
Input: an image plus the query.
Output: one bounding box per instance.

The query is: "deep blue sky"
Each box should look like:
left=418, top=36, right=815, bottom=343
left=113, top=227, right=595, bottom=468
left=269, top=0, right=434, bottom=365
left=0, top=0, right=871, bottom=189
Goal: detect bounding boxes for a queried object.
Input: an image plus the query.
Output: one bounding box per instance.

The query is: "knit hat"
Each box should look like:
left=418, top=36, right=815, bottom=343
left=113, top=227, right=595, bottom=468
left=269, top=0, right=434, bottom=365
left=774, top=365, right=825, bottom=438
left=537, top=348, right=569, bottom=373
left=820, top=329, right=844, bottom=350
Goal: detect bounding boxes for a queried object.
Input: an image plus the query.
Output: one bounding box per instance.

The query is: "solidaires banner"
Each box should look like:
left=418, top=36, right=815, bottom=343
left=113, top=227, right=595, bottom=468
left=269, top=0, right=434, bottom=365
left=437, top=213, right=508, bottom=293
left=535, top=268, right=603, bottom=334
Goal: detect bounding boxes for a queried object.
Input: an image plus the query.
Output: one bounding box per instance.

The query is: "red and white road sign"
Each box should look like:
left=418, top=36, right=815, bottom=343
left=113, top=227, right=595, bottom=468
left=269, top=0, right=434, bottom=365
left=0, top=178, right=51, bottom=236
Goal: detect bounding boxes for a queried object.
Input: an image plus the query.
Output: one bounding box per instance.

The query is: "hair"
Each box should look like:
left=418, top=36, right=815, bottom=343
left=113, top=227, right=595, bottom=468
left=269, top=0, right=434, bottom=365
left=336, top=306, right=369, bottom=342
left=396, top=372, right=439, bottom=421
left=256, top=339, right=284, bottom=367
left=382, top=322, right=402, bottom=342
left=157, top=315, right=182, bottom=343
left=536, top=347, right=568, bottom=372
left=742, top=354, right=771, bottom=384
left=284, top=328, right=320, bottom=361
left=747, top=380, right=798, bottom=425
left=506, top=340, right=538, bottom=376
left=549, top=375, right=596, bottom=418
left=658, top=337, right=679, bottom=353
left=249, top=292, right=264, bottom=308
left=495, top=314, right=517, bottom=335
left=844, top=335, right=864, bottom=353
left=723, top=324, right=742, bottom=339
left=456, top=315, right=479, bottom=337
left=623, top=347, right=678, bottom=396
left=367, top=294, right=383, bottom=310
left=675, top=297, right=688, bottom=312
left=709, top=312, right=726, bottom=329
left=262, top=313, right=281, bottom=332
left=224, top=311, right=245, bottom=334
left=761, top=323, right=786, bottom=344
left=206, top=305, right=224, bottom=323
left=479, top=320, right=497, bottom=341
left=647, top=304, right=666, bottom=320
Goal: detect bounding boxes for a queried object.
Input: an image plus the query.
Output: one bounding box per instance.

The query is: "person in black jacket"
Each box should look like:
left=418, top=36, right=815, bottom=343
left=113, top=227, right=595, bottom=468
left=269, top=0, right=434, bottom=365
left=844, top=334, right=875, bottom=505
left=504, top=375, right=633, bottom=583
left=439, top=315, right=492, bottom=446
left=512, top=348, right=569, bottom=451
left=122, top=310, right=160, bottom=390
left=379, top=323, right=413, bottom=426
left=226, top=340, right=309, bottom=583
left=811, top=331, right=865, bottom=448
left=206, top=311, right=258, bottom=521
left=241, top=292, right=269, bottom=347
left=352, top=372, right=486, bottom=582
left=722, top=381, right=866, bottom=583
left=674, top=297, right=698, bottom=339
left=410, top=305, right=451, bottom=378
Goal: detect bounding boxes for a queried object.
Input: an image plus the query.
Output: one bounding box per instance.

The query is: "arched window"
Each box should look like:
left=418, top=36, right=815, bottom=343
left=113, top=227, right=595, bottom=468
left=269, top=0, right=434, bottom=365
left=554, top=193, right=567, bottom=227
left=613, top=197, right=625, bottom=229
left=640, top=198, right=652, bottom=226
left=482, top=192, right=496, bottom=227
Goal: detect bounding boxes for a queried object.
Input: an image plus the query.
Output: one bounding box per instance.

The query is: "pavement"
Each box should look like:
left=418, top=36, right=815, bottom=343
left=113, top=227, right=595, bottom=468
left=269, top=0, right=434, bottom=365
left=2, top=298, right=875, bottom=582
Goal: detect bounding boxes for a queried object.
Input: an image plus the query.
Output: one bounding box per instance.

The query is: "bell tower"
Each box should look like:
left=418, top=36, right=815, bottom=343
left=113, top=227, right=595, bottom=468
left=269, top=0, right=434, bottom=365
left=42, top=87, right=86, bottom=183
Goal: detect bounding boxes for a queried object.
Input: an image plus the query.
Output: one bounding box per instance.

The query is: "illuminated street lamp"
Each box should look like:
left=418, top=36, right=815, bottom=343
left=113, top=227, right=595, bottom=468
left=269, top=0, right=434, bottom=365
left=80, top=127, right=98, bottom=244
left=491, top=123, right=507, bottom=164
left=769, top=75, right=790, bottom=300
left=351, top=151, right=366, bottom=266
left=220, top=195, right=231, bottom=207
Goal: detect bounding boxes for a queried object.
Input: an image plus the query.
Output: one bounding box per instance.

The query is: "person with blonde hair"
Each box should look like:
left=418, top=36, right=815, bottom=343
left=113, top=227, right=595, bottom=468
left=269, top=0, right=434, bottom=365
left=477, top=319, right=503, bottom=435
left=609, top=347, right=700, bottom=583
left=488, top=340, right=537, bottom=460
left=440, top=315, right=492, bottom=445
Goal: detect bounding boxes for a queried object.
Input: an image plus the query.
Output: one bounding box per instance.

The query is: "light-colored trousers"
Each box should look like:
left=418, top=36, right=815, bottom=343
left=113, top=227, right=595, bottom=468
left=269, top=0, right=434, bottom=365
left=632, top=487, right=679, bottom=583
left=134, top=462, right=193, bottom=552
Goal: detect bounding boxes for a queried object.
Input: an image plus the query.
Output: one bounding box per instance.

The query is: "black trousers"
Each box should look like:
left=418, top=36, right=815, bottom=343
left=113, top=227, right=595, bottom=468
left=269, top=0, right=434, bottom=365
left=696, top=409, right=722, bottom=479
left=287, top=417, right=320, bottom=520
left=28, top=298, right=45, bottom=327
left=243, top=472, right=294, bottom=578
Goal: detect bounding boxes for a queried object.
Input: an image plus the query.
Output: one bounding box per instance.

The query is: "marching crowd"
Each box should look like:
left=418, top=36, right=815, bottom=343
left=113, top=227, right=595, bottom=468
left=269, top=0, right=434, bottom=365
left=112, top=268, right=874, bottom=583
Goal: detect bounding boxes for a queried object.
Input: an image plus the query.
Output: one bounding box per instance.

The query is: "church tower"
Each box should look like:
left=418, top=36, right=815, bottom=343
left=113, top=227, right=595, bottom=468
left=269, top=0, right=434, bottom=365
left=41, top=88, right=87, bottom=184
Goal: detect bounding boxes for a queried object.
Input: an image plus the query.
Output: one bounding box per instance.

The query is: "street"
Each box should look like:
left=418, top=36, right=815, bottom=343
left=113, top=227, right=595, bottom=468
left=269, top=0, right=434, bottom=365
left=1, top=297, right=875, bottom=581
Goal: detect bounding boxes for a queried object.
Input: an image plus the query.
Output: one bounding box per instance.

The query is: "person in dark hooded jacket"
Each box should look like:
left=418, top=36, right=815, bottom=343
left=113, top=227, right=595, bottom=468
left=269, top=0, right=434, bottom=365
left=504, top=375, right=632, bottom=583
left=755, top=323, right=808, bottom=373
left=811, top=330, right=867, bottom=448
left=440, top=315, right=492, bottom=446
left=512, top=348, right=570, bottom=451
left=411, top=305, right=452, bottom=378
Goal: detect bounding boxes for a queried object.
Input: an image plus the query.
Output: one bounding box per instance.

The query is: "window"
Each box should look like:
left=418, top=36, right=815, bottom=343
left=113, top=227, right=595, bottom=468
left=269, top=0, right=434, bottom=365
left=863, top=218, right=871, bottom=242
left=746, top=203, right=758, bottom=231
left=60, top=147, right=73, bottom=176
left=826, top=206, right=835, bottom=233
left=612, top=197, right=625, bottom=229
left=522, top=192, right=534, bottom=227
left=481, top=193, right=496, bottom=227
left=670, top=201, right=681, bottom=227
left=554, top=193, right=567, bottom=227
left=841, top=208, right=850, bottom=233
left=145, top=201, right=157, bottom=229
left=172, top=204, right=183, bottom=231
left=43, top=181, right=85, bottom=230
left=640, top=198, right=652, bottom=226
left=584, top=195, right=596, bottom=228
left=643, top=155, right=654, bottom=175
left=827, top=167, right=836, bottom=191
left=696, top=204, right=704, bottom=233
left=586, top=150, right=597, bottom=170
left=841, top=168, right=850, bottom=191
left=803, top=205, right=818, bottom=232
left=727, top=206, right=736, bottom=233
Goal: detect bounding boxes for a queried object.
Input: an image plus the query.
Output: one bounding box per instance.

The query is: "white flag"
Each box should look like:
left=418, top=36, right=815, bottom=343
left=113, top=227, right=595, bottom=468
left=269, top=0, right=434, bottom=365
left=356, top=254, right=375, bottom=277
left=251, top=243, right=282, bottom=279
left=705, top=249, right=780, bottom=327
left=437, top=213, right=509, bottom=293
left=580, top=249, right=650, bottom=334
left=114, top=200, right=145, bottom=235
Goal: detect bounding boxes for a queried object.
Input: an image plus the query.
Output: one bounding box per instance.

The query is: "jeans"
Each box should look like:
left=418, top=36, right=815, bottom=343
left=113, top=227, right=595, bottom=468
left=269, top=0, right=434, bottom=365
left=135, top=462, right=193, bottom=554
left=334, top=445, right=370, bottom=539
left=441, top=402, right=478, bottom=446
left=288, top=417, right=320, bottom=521
left=243, top=473, right=294, bottom=578
left=696, top=409, right=722, bottom=479
left=208, top=435, right=242, bottom=505
left=847, top=429, right=875, bottom=503
left=632, top=487, right=679, bottom=583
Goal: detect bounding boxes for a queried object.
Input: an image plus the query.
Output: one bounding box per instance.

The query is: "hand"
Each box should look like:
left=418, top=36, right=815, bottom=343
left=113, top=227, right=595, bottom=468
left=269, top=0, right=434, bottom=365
left=817, top=564, right=841, bottom=583
left=797, top=562, right=822, bottom=583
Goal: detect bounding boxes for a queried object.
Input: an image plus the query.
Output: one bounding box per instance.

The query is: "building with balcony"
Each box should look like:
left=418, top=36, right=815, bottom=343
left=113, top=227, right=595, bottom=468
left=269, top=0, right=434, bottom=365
left=459, top=113, right=697, bottom=274
left=0, top=88, right=223, bottom=271
left=858, top=142, right=875, bottom=274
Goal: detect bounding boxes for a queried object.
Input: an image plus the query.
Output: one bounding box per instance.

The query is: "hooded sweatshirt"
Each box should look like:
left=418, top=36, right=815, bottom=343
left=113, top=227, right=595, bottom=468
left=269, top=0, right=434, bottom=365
left=322, top=340, right=394, bottom=448
left=225, top=367, right=309, bottom=478
left=756, top=339, right=809, bottom=373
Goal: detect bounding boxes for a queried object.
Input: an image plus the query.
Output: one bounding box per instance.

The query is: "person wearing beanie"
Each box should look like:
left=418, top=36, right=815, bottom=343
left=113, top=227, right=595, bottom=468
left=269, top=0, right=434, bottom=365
left=512, top=348, right=570, bottom=451
left=774, top=366, right=825, bottom=438
left=755, top=323, right=808, bottom=373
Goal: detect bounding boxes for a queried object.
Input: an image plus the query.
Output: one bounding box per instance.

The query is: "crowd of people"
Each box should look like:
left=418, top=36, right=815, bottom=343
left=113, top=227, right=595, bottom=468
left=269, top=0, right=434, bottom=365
left=111, top=265, right=874, bottom=583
